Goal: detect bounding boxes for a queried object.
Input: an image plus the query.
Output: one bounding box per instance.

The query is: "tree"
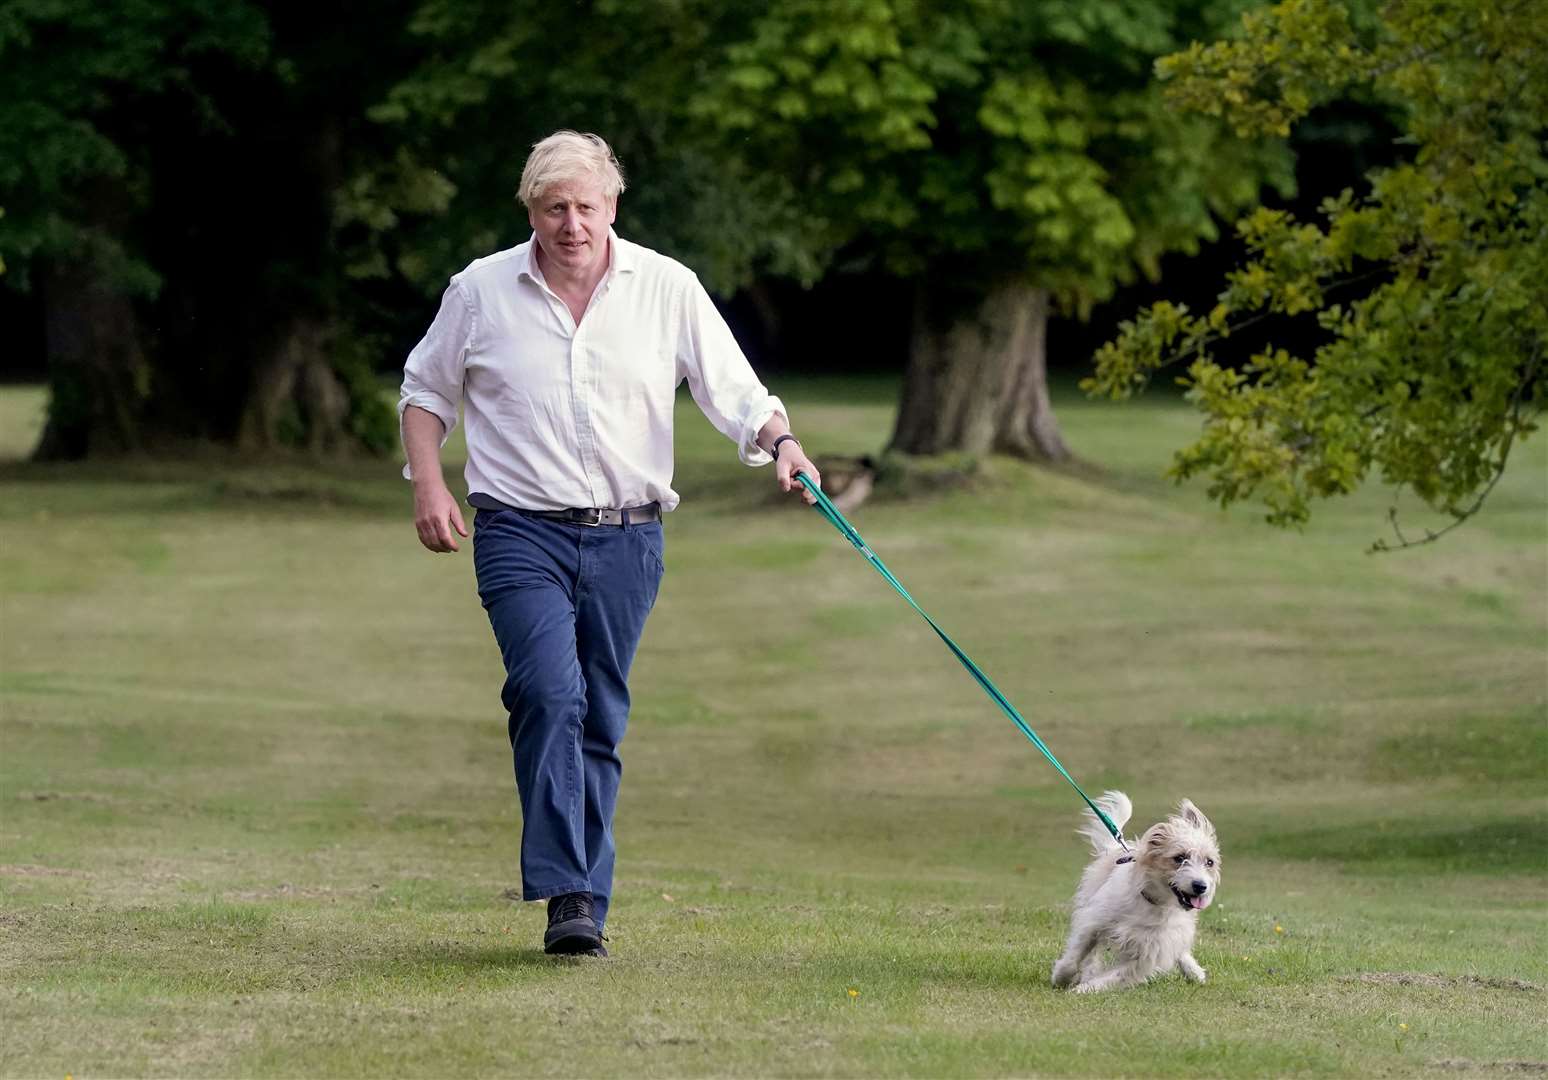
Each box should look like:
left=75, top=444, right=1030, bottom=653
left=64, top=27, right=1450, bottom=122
left=688, top=0, right=1295, bottom=462
left=0, top=1, right=266, bottom=456
left=368, top=0, right=1292, bottom=467
left=352, top=1, right=801, bottom=300
left=0, top=0, right=406, bottom=459
left=1085, top=0, right=1546, bottom=547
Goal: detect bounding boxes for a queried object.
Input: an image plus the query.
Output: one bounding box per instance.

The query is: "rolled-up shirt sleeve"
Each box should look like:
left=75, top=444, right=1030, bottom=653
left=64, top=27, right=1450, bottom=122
left=676, top=273, right=786, bottom=466
left=398, top=278, right=474, bottom=480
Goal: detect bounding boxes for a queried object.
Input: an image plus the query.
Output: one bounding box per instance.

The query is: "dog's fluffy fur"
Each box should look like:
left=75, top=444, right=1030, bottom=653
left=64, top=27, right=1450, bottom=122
left=1051, top=791, right=1221, bottom=994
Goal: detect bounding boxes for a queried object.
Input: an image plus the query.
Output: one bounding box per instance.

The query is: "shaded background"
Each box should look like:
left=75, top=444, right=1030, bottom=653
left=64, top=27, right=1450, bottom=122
left=0, top=0, right=1401, bottom=459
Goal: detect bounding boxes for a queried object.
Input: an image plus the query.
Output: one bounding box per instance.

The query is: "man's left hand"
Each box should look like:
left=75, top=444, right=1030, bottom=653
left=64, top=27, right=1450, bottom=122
left=776, top=442, right=821, bottom=505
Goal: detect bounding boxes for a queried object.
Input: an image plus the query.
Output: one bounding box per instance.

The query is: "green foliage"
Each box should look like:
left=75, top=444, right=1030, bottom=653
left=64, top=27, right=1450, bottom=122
left=354, top=0, right=796, bottom=296
left=687, top=0, right=1296, bottom=309
left=370, top=0, right=1291, bottom=311
left=0, top=0, right=270, bottom=293
left=1, top=0, right=423, bottom=455
left=334, top=341, right=400, bottom=455
left=1086, top=0, right=1547, bottom=545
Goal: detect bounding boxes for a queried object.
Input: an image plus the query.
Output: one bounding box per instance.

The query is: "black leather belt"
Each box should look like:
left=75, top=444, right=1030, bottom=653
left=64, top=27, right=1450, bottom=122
left=469, top=492, right=661, bottom=527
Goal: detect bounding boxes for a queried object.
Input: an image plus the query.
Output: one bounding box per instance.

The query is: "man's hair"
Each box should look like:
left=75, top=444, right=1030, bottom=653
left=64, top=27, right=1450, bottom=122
left=518, top=131, right=626, bottom=208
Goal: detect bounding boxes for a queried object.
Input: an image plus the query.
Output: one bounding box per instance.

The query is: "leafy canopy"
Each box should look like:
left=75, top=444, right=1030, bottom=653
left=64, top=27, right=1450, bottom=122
left=1086, top=0, right=1546, bottom=546
left=367, top=0, right=1291, bottom=310
left=685, top=0, right=1294, bottom=310
left=0, top=0, right=270, bottom=292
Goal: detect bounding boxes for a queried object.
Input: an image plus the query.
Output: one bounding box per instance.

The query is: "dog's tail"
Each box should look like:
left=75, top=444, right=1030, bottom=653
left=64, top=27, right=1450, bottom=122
left=1077, top=790, right=1133, bottom=855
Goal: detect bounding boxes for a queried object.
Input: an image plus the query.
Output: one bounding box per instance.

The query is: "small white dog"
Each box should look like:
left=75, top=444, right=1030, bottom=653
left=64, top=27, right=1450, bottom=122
left=1051, top=791, right=1220, bottom=994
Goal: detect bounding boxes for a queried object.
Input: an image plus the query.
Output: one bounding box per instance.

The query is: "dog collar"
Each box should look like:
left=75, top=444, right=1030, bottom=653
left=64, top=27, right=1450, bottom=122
left=1119, top=854, right=1159, bottom=904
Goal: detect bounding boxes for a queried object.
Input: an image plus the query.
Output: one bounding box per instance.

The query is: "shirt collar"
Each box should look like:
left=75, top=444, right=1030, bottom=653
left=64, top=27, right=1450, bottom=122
left=608, top=229, right=636, bottom=274
left=520, top=227, right=634, bottom=283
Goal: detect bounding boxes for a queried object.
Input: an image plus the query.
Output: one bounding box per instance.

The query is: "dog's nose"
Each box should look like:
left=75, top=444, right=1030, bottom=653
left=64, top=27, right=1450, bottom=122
left=1190, top=879, right=1208, bottom=895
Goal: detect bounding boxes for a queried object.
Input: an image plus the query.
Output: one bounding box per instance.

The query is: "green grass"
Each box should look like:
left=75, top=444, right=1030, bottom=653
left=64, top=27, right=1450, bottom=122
left=2, top=378, right=1545, bottom=1077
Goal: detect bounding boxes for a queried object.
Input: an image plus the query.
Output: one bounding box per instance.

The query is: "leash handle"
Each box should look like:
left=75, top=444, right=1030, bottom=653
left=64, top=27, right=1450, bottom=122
left=795, top=472, right=1127, bottom=848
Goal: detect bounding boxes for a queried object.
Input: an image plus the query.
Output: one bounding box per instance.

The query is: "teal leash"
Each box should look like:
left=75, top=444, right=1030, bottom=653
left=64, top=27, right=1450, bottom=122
left=796, top=473, right=1127, bottom=849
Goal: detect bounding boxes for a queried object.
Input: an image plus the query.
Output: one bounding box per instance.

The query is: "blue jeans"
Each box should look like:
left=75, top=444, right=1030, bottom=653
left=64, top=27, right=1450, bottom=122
left=472, top=507, right=664, bottom=931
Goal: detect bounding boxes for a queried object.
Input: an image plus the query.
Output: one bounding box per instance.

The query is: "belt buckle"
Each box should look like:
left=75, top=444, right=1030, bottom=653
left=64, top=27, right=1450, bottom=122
left=570, top=508, right=602, bottom=527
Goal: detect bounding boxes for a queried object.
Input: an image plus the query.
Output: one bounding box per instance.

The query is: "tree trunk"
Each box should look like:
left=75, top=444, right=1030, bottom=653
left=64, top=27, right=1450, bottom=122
left=236, top=316, right=350, bottom=453
left=888, top=279, right=1070, bottom=461
left=991, top=286, right=1070, bottom=460
left=33, top=261, right=150, bottom=461
left=230, top=110, right=356, bottom=454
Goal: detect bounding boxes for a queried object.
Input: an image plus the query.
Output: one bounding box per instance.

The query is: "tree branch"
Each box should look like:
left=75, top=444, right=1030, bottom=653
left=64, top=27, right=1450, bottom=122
left=1371, top=348, right=1543, bottom=553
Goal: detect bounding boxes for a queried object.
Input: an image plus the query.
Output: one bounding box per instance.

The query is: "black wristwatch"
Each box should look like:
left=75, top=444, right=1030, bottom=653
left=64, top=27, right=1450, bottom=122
left=771, top=434, right=800, bottom=460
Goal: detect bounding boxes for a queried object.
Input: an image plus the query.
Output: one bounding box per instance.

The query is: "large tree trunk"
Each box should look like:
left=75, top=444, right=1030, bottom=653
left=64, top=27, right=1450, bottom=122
left=888, top=279, right=1070, bottom=461
left=33, top=261, right=150, bottom=461
left=228, top=113, right=355, bottom=454
left=236, top=315, right=350, bottom=453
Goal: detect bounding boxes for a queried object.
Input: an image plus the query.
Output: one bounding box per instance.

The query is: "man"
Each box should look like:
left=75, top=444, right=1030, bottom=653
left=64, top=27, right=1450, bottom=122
left=399, top=131, right=820, bottom=957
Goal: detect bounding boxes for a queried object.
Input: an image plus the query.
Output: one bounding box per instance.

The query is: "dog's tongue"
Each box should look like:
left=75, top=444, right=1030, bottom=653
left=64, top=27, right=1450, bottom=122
left=1190, top=895, right=1211, bottom=910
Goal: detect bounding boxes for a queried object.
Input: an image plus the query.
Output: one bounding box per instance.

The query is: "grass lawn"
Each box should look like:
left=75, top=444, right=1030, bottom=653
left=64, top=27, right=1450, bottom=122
left=1, top=377, right=1544, bottom=1077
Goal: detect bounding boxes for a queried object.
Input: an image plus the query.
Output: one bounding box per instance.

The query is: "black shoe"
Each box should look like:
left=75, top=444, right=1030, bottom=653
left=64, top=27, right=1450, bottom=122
left=543, top=892, right=601, bottom=955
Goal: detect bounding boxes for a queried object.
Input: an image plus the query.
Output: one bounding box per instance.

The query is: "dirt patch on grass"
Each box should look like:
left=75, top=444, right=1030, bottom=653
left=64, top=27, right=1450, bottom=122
left=1428, top=1061, right=1548, bottom=1073
left=678, top=905, right=725, bottom=917
left=226, top=883, right=371, bottom=901
left=1352, top=972, right=1542, bottom=992
left=0, top=863, right=88, bottom=878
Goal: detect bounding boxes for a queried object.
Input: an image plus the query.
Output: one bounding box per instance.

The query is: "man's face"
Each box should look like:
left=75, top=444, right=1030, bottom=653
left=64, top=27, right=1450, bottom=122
left=528, top=180, right=616, bottom=278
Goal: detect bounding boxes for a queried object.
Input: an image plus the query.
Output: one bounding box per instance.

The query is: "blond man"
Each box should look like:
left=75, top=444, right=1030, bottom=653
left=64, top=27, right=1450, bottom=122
left=399, top=131, right=819, bottom=955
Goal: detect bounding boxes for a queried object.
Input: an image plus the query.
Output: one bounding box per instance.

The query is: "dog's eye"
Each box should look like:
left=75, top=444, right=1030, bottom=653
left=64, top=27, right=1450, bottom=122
left=1206, top=858, right=1215, bottom=868
left=1173, top=854, right=1186, bottom=864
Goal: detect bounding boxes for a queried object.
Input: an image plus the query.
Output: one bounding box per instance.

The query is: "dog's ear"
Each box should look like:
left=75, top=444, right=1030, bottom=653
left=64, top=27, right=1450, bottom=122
left=1177, top=799, right=1215, bottom=837
left=1139, top=822, right=1174, bottom=865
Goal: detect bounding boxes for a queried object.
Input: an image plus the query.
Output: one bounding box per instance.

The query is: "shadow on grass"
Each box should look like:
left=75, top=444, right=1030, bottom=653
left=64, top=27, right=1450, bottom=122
left=1370, top=706, right=1548, bottom=784
left=0, top=455, right=411, bottom=520
left=378, top=932, right=1067, bottom=994
left=1245, top=816, right=1547, bottom=875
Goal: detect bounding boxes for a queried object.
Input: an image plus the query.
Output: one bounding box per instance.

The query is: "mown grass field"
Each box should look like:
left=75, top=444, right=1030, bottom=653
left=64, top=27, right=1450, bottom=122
left=1, top=378, right=1544, bottom=1077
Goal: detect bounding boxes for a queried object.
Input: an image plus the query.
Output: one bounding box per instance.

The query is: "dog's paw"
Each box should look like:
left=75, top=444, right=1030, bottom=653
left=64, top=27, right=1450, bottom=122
left=1071, top=980, right=1102, bottom=994
left=1051, top=963, right=1077, bottom=989
left=1180, top=959, right=1207, bottom=983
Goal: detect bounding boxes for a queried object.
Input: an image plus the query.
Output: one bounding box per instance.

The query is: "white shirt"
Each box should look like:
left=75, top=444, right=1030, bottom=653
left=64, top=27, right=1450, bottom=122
left=398, top=230, right=786, bottom=512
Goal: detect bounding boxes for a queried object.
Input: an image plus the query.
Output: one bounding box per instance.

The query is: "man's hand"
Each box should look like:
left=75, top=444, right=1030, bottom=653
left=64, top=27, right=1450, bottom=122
left=776, top=441, right=821, bottom=505
left=414, top=479, right=469, bottom=553
left=402, top=405, right=466, bottom=552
